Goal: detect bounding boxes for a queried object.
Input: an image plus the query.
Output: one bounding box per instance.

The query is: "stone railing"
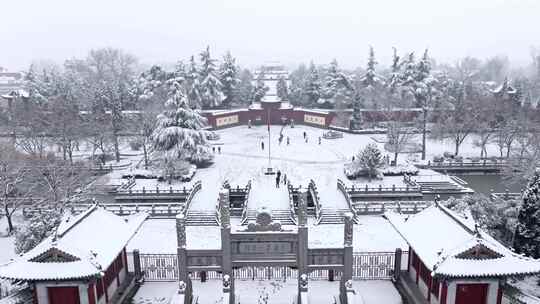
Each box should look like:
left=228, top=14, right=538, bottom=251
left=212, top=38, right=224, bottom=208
left=337, top=179, right=355, bottom=217
left=308, top=179, right=322, bottom=222
left=240, top=180, right=252, bottom=224
left=347, top=183, right=421, bottom=194
left=287, top=181, right=299, bottom=225
left=23, top=202, right=186, bottom=218
left=116, top=185, right=193, bottom=196
left=183, top=181, right=202, bottom=215
left=353, top=201, right=430, bottom=215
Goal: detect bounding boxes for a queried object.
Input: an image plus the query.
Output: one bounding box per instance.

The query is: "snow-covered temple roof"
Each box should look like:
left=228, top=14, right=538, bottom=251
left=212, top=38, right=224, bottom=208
left=386, top=204, right=540, bottom=278
left=0, top=205, right=147, bottom=281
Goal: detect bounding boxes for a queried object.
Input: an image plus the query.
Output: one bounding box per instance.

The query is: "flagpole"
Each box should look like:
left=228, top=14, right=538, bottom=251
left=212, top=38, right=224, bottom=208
left=267, top=107, right=271, bottom=170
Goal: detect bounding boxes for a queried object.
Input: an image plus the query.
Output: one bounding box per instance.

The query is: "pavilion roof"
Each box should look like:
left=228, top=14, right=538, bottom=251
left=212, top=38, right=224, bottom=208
left=386, top=204, right=540, bottom=278
left=0, top=205, right=147, bottom=281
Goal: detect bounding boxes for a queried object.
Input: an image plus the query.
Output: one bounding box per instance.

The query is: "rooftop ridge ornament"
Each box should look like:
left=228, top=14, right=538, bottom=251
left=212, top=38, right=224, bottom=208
left=244, top=207, right=283, bottom=231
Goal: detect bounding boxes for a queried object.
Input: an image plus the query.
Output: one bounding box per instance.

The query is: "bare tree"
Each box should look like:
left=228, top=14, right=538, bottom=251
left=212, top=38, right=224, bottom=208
left=0, top=148, right=39, bottom=234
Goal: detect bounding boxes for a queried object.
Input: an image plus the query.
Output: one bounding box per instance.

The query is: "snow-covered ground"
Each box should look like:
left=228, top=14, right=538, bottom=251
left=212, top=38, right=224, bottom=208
left=0, top=213, right=25, bottom=264
left=115, top=125, right=480, bottom=212
left=133, top=280, right=402, bottom=304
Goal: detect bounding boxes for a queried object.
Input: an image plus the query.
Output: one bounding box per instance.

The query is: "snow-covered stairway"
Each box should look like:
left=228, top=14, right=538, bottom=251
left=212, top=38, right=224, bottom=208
left=186, top=210, right=218, bottom=226
left=317, top=208, right=352, bottom=224
left=243, top=209, right=296, bottom=226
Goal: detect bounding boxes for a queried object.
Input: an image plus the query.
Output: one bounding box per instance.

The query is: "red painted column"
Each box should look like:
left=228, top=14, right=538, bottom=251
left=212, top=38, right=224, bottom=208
left=428, top=276, right=432, bottom=302
left=496, top=284, right=503, bottom=304
left=87, top=283, right=96, bottom=304
left=441, top=281, right=448, bottom=304
left=407, top=246, right=411, bottom=272
left=102, top=276, right=108, bottom=303
left=123, top=248, right=129, bottom=275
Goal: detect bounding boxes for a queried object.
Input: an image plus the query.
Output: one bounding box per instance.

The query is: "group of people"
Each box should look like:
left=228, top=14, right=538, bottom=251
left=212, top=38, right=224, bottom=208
left=275, top=170, right=287, bottom=188
left=259, top=131, right=324, bottom=151
left=212, top=146, right=221, bottom=153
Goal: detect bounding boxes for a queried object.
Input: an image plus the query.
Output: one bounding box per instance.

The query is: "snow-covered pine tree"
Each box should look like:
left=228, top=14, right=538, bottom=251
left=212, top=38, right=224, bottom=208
left=253, top=69, right=268, bottom=102
left=513, top=170, right=540, bottom=258
left=199, top=46, right=223, bottom=108
left=185, top=56, right=202, bottom=109
left=152, top=77, right=213, bottom=166
left=219, top=51, right=239, bottom=107
left=288, top=64, right=309, bottom=106
left=359, top=143, right=383, bottom=181
left=359, top=46, right=382, bottom=87
left=388, top=47, right=401, bottom=93
left=237, top=69, right=255, bottom=105
left=304, top=61, right=321, bottom=106
left=323, top=59, right=340, bottom=98
left=358, top=47, right=385, bottom=109
left=15, top=208, right=63, bottom=254
left=349, top=93, right=364, bottom=130
left=276, top=76, right=288, bottom=101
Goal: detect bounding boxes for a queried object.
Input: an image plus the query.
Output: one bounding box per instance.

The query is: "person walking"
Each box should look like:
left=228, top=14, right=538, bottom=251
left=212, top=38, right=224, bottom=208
left=276, top=170, right=281, bottom=188
left=218, top=146, right=221, bottom=154
left=303, top=131, right=307, bottom=139
left=286, top=137, right=290, bottom=145
left=261, top=141, right=265, bottom=150
left=282, top=173, right=287, bottom=185
left=318, top=137, right=322, bottom=145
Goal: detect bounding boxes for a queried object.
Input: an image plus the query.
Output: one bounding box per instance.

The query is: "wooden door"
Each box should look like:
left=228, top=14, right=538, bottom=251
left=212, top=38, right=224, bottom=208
left=47, top=286, right=80, bottom=304
left=455, top=283, right=488, bottom=304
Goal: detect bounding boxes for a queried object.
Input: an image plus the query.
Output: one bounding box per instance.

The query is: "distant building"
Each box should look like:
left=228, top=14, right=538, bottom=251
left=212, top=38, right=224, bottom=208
left=253, top=62, right=290, bottom=103
left=0, top=67, right=26, bottom=109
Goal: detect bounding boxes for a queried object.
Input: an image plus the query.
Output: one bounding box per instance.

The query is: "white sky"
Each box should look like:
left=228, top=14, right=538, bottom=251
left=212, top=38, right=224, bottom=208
left=1, top=0, right=539, bottom=71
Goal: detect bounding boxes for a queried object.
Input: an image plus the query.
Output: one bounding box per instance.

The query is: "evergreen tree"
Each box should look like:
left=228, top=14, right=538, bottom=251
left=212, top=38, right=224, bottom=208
left=15, top=208, right=63, bottom=254
left=304, top=61, right=321, bottom=106
left=360, top=46, right=382, bottom=87
left=289, top=63, right=309, bottom=106
left=152, top=77, right=213, bottom=166
left=276, top=76, right=288, bottom=101
left=323, top=59, right=340, bottom=100
left=185, top=56, right=202, bottom=108
left=358, top=143, right=383, bottom=181
left=199, top=46, right=223, bottom=108
left=253, top=69, right=268, bottom=102
left=513, top=170, right=540, bottom=258
left=219, top=51, right=239, bottom=107
left=237, top=69, right=254, bottom=105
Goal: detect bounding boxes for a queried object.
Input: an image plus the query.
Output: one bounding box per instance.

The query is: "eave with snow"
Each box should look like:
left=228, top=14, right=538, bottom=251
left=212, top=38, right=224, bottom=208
left=0, top=205, right=148, bottom=304
left=386, top=203, right=540, bottom=304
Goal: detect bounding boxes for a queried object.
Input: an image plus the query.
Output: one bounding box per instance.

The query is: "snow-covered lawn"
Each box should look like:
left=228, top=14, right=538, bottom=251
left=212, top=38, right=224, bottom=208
left=133, top=280, right=402, bottom=304
left=0, top=212, right=26, bottom=264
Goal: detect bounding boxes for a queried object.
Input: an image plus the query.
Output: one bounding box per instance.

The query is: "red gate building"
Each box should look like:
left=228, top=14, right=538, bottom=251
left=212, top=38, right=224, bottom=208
left=0, top=205, right=147, bottom=304
left=386, top=203, right=540, bottom=304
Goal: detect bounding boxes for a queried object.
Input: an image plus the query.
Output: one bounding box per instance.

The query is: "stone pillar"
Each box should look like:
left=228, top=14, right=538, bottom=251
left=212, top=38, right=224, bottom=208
left=78, top=284, right=89, bottom=304
left=340, top=212, right=354, bottom=304
left=133, top=249, right=142, bottom=279
left=219, top=189, right=234, bottom=304
left=176, top=213, right=192, bottom=304
left=394, top=248, right=402, bottom=282
left=299, top=274, right=309, bottom=304
left=297, top=192, right=309, bottom=304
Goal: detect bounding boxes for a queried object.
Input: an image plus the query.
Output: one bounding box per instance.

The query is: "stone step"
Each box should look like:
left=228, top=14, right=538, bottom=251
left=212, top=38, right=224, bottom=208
left=318, top=209, right=352, bottom=224
left=186, top=210, right=218, bottom=226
